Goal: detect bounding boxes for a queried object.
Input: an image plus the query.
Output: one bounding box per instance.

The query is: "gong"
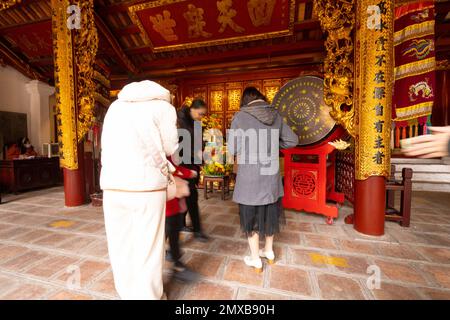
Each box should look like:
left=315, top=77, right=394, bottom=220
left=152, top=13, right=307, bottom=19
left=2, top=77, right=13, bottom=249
left=272, top=76, right=336, bottom=146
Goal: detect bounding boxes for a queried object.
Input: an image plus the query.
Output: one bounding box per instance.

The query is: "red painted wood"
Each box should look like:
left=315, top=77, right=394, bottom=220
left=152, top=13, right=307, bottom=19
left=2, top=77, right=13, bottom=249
left=354, top=177, right=386, bottom=236
left=281, top=126, right=345, bottom=220
left=63, top=143, right=87, bottom=207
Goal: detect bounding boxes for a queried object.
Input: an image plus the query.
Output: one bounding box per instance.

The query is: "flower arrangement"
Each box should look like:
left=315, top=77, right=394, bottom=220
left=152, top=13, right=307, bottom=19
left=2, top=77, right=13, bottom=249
left=202, top=144, right=233, bottom=177
left=201, top=113, right=222, bottom=131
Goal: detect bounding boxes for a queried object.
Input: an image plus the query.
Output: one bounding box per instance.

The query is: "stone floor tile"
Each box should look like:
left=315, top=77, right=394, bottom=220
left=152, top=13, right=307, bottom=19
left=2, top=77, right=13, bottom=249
left=373, top=259, right=429, bottom=285
left=236, top=288, right=291, bottom=300
left=420, top=265, right=450, bottom=289
left=285, top=221, right=314, bottom=233
left=209, top=225, right=238, bottom=238
left=413, top=246, right=450, bottom=264
left=276, top=231, right=301, bottom=245
left=12, top=229, right=52, bottom=244
left=370, top=282, right=422, bottom=300
left=48, top=290, right=93, bottom=300
left=56, top=259, right=110, bottom=288
left=213, top=240, right=249, bottom=256
left=317, top=274, right=365, bottom=300
left=185, top=253, right=225, bottom=278
left=376, top=243, right=426, bottom=261
left=0, top=244, right=29, bottom=263
left=337, top=239, right=379, bottom=255
left=57, top=235, right=99, bottom=253
left=417, top=287, right=450, bottom=300
left=88, top=270, right=118, bottom=297
left=183, top=282, right=235, bottom=300
left=268, top=265, right=312, bottom=296
left=303, top=234, right=338, bottom=250
left=33, top=232, right=73, bottom=247
left=25, top=254, right=80, bottom=278
left=0, top=250, right=50, bottom=272
left=290, top=248, right=332, bottom=270
left=314, top=224, right=349, bottom=238
left=223, top=259, right=264, bottom=286
left=0, top=283, right=51, bottom=300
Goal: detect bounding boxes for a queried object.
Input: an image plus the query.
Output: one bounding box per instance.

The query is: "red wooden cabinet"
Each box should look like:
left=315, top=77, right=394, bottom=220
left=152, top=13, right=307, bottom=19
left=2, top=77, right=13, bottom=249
left=282, top=128, right=345, bottom=224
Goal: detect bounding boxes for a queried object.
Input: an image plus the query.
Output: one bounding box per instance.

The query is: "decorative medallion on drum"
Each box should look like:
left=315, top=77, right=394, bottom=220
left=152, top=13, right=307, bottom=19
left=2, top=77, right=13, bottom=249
left=272, top=76, right=336, bottom=146
left=291, top=170, right=317, bottom=200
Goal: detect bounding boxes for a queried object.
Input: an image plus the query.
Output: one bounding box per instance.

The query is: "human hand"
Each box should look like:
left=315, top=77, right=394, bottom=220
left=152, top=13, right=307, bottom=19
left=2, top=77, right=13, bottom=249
left=401, top=126, right=450, bottom=158
left=190, top=170, right=198, bottom=178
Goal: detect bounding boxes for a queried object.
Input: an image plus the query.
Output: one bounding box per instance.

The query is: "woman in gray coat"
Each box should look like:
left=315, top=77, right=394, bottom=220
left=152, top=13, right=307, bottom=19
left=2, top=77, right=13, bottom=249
left=228, top=87, right=298, bottom=272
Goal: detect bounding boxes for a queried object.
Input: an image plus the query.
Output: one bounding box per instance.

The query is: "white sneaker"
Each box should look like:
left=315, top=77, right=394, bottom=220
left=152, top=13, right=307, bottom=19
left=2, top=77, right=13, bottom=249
left=244, top=256, right=263, bottom=273
left=259, top=250, right=275, bottom=264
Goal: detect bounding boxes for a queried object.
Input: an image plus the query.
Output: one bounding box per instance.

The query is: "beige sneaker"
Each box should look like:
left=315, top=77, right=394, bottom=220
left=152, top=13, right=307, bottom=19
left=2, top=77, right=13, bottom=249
left=244, top=256, right=263, bottom=273
left=259, top=250, right=275, bottom=264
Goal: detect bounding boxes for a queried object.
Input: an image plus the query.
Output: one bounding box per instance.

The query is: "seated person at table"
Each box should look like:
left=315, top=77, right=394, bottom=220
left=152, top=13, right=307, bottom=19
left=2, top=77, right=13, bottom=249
left=5, top=142, right=20, bottom=160
left=19, top=137, right=38, bottom=158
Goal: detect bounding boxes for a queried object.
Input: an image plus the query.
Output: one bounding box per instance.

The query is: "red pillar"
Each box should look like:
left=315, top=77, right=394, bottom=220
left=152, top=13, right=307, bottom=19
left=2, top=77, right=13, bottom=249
left=354, top=177, right=386, bottom=236
left=63, top=143, right=87, bottom=207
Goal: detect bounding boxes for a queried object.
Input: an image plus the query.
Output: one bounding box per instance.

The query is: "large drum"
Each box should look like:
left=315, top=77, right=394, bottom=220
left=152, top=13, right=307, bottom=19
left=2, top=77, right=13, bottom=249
left=273, top=76, right=345, bottom=224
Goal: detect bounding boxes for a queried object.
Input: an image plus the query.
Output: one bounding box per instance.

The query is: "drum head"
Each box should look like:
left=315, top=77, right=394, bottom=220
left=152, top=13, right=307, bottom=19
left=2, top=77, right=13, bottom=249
left=272, top=76, right=336, bottom=146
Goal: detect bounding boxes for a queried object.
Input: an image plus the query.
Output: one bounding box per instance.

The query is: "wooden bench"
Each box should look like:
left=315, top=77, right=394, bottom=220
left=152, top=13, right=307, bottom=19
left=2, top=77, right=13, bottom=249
left=385, top=165, right=413, bottom=227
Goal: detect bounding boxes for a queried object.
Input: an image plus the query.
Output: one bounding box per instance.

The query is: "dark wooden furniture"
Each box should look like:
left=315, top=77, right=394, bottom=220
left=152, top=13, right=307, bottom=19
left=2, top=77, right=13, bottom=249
left=203, top=175, right=231, bottom=200
left=385, top=165, right=413, bottom=227
left=0, top=157, right=61, bottom=194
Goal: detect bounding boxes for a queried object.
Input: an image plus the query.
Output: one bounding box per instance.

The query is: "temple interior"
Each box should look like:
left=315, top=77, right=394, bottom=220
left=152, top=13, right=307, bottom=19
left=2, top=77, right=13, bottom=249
left=0, top=0, right=450, bottom=300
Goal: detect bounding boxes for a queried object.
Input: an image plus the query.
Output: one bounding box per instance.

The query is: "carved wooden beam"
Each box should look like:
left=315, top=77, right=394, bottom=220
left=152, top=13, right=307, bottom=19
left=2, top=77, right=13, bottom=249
left=0, top=40, right=48, bottom=82
left=94, top=12, right=139, bottom=75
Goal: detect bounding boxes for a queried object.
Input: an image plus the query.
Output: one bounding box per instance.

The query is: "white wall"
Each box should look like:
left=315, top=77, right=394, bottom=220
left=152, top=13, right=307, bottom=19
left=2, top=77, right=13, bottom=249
left=0, top=65, right=54, bottom=154
left=0, top=65, right=32, bottom=139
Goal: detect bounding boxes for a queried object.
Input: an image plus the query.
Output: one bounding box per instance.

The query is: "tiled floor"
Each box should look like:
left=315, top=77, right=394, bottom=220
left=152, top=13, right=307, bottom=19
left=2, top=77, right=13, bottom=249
left=0, top=187, right=450, bottom=300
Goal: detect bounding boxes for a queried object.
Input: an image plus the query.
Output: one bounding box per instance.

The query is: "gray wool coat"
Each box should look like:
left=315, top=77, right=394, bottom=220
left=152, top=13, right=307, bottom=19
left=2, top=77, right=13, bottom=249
left=227, top=100, right=298, bottom=206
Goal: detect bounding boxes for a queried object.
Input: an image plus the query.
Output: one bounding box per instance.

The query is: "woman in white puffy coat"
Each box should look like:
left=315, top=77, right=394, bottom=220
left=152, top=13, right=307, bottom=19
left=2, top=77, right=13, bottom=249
left=100, top=80, right=179, bottom=300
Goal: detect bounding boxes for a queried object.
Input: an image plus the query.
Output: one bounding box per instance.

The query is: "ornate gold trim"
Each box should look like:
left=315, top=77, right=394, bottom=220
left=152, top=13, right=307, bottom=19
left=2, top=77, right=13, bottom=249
left=393, top=20, right=434, bottom=44
left=394, top=101, right=434, bottom=121
left=0, top=0, right=21, bottom=11
left=74, top=0, right=99, bottom=143
left=51, top=0, right=78, bottom=170
left=394, top=57, right=435, bottom=80
left=128, top=0, right=296, bottom=53
left=314, top=0, right=355, bottom=137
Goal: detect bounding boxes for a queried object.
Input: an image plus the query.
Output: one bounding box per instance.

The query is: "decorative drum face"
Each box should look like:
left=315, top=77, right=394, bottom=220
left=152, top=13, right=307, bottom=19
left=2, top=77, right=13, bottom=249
left=272, top=76, right=336, bottom=146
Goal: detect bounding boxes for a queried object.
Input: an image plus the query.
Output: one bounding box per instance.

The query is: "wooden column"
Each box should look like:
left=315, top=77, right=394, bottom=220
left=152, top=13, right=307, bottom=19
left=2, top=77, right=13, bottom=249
left=353, top=0, right=395, bottom=236
left=434, top=63, right=450, bottom=127
left=64, top=143, right=86, bottom=206
left=52, top=0, right=97, bottom=207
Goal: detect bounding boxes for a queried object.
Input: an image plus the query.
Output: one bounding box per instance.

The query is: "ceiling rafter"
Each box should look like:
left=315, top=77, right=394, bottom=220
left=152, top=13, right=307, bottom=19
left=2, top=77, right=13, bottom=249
left=94, top=12, right=139, bottom=75
left=0, top=40, right=48, bottom=82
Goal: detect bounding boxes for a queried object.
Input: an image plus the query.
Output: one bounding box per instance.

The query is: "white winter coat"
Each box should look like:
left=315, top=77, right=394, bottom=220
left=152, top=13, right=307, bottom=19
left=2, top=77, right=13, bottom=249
left=100, top=80, right=179, bottom=192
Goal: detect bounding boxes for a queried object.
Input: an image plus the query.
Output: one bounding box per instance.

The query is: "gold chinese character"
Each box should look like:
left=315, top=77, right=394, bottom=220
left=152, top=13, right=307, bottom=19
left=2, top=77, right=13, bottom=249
left=183, top=4, right=212, bottom=39
left=248, top=0, right=276, bottom=27
left=217, top=0, right=245, bottom=33
left=149, top=10, right=178, bottom=42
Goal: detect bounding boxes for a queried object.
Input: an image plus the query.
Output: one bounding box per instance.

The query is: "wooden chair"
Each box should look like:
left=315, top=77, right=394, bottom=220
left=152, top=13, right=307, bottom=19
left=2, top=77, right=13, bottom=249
left=385, top=165, right=413, bottom=227
left=203, top=175, right=231, bottom=200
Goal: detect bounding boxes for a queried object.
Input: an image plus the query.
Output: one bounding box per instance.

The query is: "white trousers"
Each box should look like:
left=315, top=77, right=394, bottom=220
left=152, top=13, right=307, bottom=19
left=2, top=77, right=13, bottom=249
left=103, top=190, right=166, bottom=300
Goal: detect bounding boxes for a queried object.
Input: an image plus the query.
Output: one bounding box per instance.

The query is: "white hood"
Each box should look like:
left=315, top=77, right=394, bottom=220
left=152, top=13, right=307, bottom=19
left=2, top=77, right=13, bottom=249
left=118, top=80, right=170, bottom=103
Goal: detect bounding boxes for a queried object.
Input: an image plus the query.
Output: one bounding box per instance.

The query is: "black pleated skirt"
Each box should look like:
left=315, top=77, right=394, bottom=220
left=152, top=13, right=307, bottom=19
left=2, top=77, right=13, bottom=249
left=238, top=198, right=285, bottom=237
